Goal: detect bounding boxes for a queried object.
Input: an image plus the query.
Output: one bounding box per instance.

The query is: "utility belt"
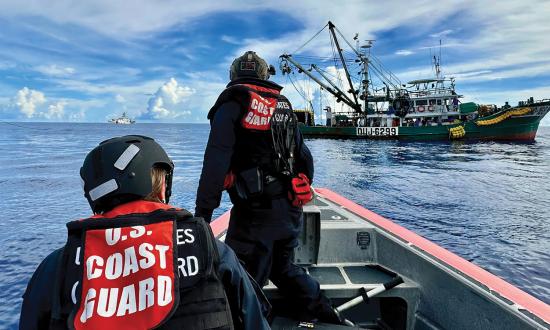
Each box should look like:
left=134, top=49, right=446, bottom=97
left=229, top=167, right=289, bottom=205
left=264, top=174, right=288, bottom=198
left=227, top=167, right=313, bottom=208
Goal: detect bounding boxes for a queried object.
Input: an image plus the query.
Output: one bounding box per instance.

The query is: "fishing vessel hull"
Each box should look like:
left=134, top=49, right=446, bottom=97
left=211, top=189, right=550, bottom=329
left=299, top=103, right=549, bottom=142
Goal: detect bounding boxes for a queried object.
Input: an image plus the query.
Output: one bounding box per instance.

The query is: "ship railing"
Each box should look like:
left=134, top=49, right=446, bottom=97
left=408, top=89, right=456, bottom=98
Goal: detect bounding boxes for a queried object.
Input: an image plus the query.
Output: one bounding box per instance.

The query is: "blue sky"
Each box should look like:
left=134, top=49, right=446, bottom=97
left=1, top=0, right=549, bottom=125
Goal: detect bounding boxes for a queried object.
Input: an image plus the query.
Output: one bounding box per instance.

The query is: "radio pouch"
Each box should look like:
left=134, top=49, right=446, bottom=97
left=235, top=167, right=264, bottom=200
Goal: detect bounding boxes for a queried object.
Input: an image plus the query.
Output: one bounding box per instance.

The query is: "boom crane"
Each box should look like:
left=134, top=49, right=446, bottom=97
left=280, top=54, right=361, bottom=112
left=328, top=21, right=361, bottom=112
left=280, top=21, right=411, bottom=119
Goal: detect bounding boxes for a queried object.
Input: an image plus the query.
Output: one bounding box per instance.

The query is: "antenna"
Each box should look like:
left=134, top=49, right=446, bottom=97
left=361, top=40, right=374, bottom=50
left=439, top=39, right=442, bottom=78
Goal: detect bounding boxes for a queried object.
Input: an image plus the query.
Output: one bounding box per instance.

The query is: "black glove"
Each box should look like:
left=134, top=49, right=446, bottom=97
left=195, top=207, right=213, bottom=223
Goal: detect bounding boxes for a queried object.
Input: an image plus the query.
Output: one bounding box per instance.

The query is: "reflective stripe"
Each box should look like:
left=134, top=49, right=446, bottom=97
left=89, top=179, right=118, bottom=201
left=114, top=144, right=140, bottom=170
left=71, top=281, right=79, bottom=304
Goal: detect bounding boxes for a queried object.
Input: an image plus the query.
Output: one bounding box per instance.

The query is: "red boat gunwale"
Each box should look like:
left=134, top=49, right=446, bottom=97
left=209, top=188, right=550, bottom=325
left=210, top=211, right=230, bottom=237
left=313, top=188, right=550, bottom=325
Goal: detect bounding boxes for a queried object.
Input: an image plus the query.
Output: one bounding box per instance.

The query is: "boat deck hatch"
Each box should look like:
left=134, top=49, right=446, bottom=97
left=344, top=265, right=395, bottom=284
left=308, top=267, right=346, bottom=285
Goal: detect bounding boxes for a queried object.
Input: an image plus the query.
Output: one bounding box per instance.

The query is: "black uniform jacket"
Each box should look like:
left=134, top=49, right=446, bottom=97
left=195, top=78, right=314, bottom=222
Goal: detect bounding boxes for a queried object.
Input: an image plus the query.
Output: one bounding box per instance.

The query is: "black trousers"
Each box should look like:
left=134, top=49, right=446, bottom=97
left=225, top=198, right=335, bottom=321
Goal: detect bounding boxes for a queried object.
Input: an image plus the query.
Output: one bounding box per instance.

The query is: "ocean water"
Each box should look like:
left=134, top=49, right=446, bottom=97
left=1, top=122, right=549, bottom=328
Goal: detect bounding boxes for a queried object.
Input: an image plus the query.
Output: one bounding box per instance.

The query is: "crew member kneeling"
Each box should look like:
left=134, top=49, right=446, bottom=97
left=20, top=135, right=270, bottom=330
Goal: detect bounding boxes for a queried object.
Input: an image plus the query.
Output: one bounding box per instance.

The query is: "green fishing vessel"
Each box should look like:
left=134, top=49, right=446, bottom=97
left=297, top=102, right=549, bottom=141
left=280, top=22, right=549, bottom=141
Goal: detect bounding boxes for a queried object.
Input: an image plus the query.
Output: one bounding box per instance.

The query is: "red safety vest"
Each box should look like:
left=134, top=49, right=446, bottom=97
left=50, top=201, right=233, bottom=330
left=208, top=82, right=297, bottom=177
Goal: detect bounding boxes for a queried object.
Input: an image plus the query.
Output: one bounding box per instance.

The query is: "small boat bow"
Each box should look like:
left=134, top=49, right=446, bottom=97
left=211, top=188, right=550, bottom=329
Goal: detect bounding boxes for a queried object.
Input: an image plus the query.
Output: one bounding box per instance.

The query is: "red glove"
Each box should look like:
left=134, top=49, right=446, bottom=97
left=289, top=173, right=313, bottom=207
left=223, top=171, right=235, bottom=189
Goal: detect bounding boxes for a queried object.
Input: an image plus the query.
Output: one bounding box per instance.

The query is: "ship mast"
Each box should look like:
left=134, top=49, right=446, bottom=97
left=280, top=54, right=361, bottom=111
left=433, top=40, right=442, bottom=80
left=328, top=21, right=361, bottom=112
left=359, top=41, right=372, bottom=114
left=280, top=21, right=406, bottom=116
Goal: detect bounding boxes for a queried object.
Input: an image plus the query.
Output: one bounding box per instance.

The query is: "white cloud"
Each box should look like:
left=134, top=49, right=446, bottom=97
left=146, top=78, right=195, bottom=119
left=430, top=29, right=454, bottom=38
left=182, top=79, right=229, bottom=122
left=35, top=64, right=75, bottom=76
left=453, top=63, right=550, bottom=82
left=15, top=87, right=46, bottom=118
left=68, top=108, right=86, bottom=122
left=1, top=0, right=548, bottom=65
left=451, top=70, right=493, bottom=79
left=115, top=94, right=126, bottom=103
left=280, top=79, right=314, bottom=110
left=226, top=0, right=550, bottom=91
left=173, top=47, right=197, bottom=60
left=224, top=1, right=464, bottom=64
left=0, top=1, right=265, bottom=38
left=221, top=35, right=240, bottom=45
left=10, top=87, right=70, bottom=120
left=42, top=101, right=66, bottom=119
left=65, top=99, right=108, bottom=122
left=396, top=50, right=414, bottom=56
left=53, top=77, right=167, bottom=96
left=3, top=0, right=550, bottom=122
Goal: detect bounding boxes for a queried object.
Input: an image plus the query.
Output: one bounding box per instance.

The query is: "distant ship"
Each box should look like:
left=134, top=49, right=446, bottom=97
left=281, top=21, right=549, bottom=141
left=109, top=112, right=135, bottom=124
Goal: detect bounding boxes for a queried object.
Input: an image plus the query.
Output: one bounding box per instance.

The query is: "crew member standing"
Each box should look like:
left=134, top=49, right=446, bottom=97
left=20, top=135, right=270, bottom=330
left=325, top=106, right=333, bottom=127
left=195, top=51, right=342, bottom=323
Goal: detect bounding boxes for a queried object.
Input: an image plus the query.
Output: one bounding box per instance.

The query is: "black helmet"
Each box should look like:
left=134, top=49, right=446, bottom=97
left=229, top=50, right=275, bottom=81
left=80, top=135, right=174, bottom=213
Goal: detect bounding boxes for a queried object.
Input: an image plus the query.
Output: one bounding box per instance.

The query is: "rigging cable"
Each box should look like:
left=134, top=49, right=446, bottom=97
left=334, top=26, right=361, bottom=57
left=287, top=73, right=310, bottom=108
left=292, top=23, right=329, bottom=55
left=329, top=32, right=345, bottom=91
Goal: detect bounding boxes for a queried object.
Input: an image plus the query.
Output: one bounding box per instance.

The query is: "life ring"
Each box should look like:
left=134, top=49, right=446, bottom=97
left=417, top=106, right=425, bottom=112
left=428, top=105, right=435, bottom=112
